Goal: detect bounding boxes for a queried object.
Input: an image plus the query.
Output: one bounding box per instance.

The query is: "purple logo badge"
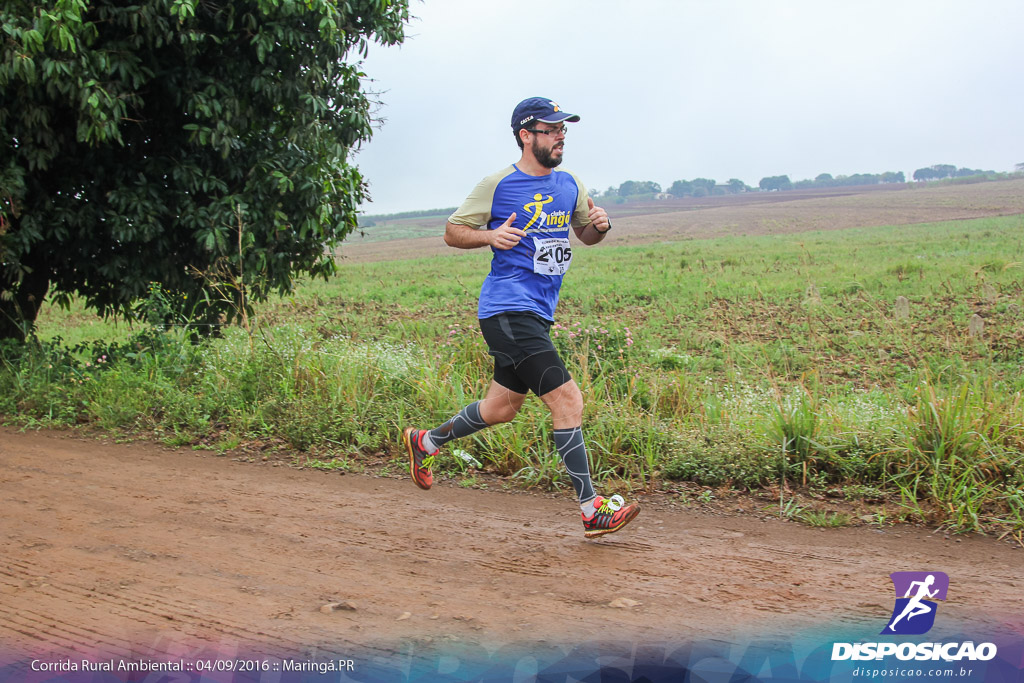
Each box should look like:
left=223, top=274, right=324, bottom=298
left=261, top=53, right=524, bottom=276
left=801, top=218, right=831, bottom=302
left=881, top=571, right=949, bottom=635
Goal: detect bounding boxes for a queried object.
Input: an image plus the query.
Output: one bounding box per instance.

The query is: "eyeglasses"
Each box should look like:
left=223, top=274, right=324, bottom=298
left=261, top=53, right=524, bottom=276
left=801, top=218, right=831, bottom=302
left=525, top=125, right=568, bottom=136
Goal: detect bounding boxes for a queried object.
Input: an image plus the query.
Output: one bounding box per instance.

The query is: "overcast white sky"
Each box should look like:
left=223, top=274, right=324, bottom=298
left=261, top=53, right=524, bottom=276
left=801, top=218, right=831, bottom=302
left=352, top=0, right=1024, bottom=215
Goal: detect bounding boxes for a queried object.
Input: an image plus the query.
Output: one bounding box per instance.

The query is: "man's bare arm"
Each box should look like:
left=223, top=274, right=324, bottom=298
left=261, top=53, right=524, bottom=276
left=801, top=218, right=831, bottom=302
left=444, top=222, right=492, bottom=249
left=572, top=197, right=611, bottom=246
left=444, top=213, right=524, bottom=250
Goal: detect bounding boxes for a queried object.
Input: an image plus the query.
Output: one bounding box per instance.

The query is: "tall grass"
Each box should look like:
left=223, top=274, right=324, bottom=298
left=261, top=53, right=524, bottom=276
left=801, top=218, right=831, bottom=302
left=891, top=380, right=1024, bottom=531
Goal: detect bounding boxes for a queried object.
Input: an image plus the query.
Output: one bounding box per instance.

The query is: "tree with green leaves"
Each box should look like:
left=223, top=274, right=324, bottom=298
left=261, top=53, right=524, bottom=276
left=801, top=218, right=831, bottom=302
left=617, top=180, right=661, bottom=197
left=913, top=164, right=962, bottom=181
left=725, top=178, right=749, bottom=194
left=758, top=175, right=792, bottom=192
left=0, top=0, right=408, bottom=340
left=667, top=179, right=693, bottom=198
left=690, top=178, right=716, bottom=195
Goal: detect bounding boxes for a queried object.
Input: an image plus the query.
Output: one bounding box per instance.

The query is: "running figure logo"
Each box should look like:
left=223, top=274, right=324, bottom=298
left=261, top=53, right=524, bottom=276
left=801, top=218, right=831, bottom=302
left=522, top=193, right=554, bottom=230
left=881, top=571, right=949, bottom=635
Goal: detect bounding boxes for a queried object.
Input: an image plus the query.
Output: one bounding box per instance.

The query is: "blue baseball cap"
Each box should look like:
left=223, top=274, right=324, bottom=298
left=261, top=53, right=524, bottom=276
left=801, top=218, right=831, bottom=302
left=511, top=97, right=580, bottom=132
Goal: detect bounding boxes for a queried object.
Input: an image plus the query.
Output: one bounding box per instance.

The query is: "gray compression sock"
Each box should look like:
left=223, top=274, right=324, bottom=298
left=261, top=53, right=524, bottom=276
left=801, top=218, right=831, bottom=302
left=554, top=426, right=596, bottom=504
left=425, top=401, right=488, bottom=451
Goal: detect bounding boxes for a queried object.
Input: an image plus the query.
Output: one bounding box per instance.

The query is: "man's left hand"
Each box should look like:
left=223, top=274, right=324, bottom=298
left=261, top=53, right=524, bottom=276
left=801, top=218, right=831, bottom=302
left=587, top=197, right=610, bottom=233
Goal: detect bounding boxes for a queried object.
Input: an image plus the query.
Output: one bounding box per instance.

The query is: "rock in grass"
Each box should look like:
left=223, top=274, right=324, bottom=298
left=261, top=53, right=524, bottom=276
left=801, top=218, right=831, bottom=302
left=969, top=314, right=984, bottom=338
left=894, top=296, right=910, bottom=320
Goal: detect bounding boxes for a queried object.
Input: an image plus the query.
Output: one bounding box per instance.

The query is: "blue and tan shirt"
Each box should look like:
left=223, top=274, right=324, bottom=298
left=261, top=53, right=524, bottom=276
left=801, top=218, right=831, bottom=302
left=449, top=165, right=592, bottom=321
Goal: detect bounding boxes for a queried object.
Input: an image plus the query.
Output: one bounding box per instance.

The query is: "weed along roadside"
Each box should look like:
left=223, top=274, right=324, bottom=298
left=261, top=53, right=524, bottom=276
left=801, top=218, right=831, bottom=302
left=3, top=213, right=1024, bottom=542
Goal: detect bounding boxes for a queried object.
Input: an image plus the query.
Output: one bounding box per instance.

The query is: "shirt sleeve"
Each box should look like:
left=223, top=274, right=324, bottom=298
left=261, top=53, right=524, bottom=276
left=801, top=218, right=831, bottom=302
left=448, top=166, right=514, bottom=227
left=567, top=171, right=591, bottom=229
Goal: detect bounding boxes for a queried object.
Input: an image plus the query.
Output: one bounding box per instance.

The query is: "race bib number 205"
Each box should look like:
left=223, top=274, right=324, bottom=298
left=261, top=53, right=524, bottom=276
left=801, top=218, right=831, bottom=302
left=533, top=237, right=573, bottom=276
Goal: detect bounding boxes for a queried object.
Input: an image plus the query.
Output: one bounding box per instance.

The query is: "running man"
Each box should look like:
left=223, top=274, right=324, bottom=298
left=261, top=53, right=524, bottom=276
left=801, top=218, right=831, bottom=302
left=888, top=574, right=939, bottom=631
left=402, top=97, right=640, bottom=538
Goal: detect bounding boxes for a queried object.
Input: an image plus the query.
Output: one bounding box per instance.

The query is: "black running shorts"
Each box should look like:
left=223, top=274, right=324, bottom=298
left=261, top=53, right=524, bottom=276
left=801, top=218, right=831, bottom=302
left=478, top=312, right=572, bottom=397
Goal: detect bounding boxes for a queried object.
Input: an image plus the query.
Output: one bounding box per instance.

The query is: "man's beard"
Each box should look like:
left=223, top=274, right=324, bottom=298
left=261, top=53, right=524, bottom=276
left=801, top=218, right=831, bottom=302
left=532, top=139, right=563, bottom=169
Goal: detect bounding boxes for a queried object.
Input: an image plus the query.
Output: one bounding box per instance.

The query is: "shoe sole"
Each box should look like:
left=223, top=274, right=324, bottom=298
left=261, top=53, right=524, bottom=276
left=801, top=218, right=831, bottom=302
left=584, top=503, right=641, bottom=538
left=403, top=427, right=432, bottom=490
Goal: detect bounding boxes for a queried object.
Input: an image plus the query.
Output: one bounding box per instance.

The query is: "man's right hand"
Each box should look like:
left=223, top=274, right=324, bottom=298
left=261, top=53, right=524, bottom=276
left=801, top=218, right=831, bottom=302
left=489, top=213, right=525, bottom=250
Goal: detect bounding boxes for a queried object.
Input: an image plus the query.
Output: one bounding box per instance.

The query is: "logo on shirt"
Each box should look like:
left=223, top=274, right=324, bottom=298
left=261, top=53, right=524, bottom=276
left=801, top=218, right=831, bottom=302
left=522, top=193, right=572, bottom=232
left=522, top=193, right=554, bottom=230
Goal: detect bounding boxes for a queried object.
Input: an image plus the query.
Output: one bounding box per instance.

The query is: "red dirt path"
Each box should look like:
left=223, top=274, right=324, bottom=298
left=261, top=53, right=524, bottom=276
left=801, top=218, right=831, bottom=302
left=2, top=428, right=1021, bottom=661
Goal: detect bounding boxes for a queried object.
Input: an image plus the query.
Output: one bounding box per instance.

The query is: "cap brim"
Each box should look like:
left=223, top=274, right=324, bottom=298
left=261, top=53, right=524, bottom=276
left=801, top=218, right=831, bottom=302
left=537, top=113, right=580, bottom=124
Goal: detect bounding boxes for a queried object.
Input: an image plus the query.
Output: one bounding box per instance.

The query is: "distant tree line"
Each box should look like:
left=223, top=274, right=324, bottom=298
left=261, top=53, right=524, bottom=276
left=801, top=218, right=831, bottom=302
left=362, top=163, right=1020, bottom=222
left=912, top=164, right=994, bottom=181
left=669, top=177, right=750, bottom=197
left=588, top=181, right=660, bottom=201
left=793, top=171, right=905, bottom=188
left=359, top=206, right=457, bottom=227
left=591, top=167, right=915, bottom=201
left=760, top=171, right=908, bottom=192
left=590, top=177, right=752, bottom=201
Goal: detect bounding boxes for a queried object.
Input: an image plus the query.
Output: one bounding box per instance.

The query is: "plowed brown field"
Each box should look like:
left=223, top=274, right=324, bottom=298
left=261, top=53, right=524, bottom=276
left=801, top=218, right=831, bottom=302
left=340, top=179, right=1024, bottom=263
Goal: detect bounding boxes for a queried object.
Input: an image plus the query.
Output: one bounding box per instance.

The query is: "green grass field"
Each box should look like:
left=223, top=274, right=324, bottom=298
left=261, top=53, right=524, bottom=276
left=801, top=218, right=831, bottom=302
left=5, top=213, right=1024, bottom=538
left=346, top=210, right=452, bottom=243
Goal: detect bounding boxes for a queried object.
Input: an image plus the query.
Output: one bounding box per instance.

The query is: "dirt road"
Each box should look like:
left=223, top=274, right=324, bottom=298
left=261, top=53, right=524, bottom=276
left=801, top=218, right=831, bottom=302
left=2, top=428, right=1021, bottom=664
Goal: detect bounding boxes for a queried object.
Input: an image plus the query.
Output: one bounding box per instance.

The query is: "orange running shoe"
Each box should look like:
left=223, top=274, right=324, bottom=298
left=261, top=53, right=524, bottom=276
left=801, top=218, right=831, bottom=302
left=403, top=427, right=436, bottom=490
left=582, top=495, right=640, bottom=538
